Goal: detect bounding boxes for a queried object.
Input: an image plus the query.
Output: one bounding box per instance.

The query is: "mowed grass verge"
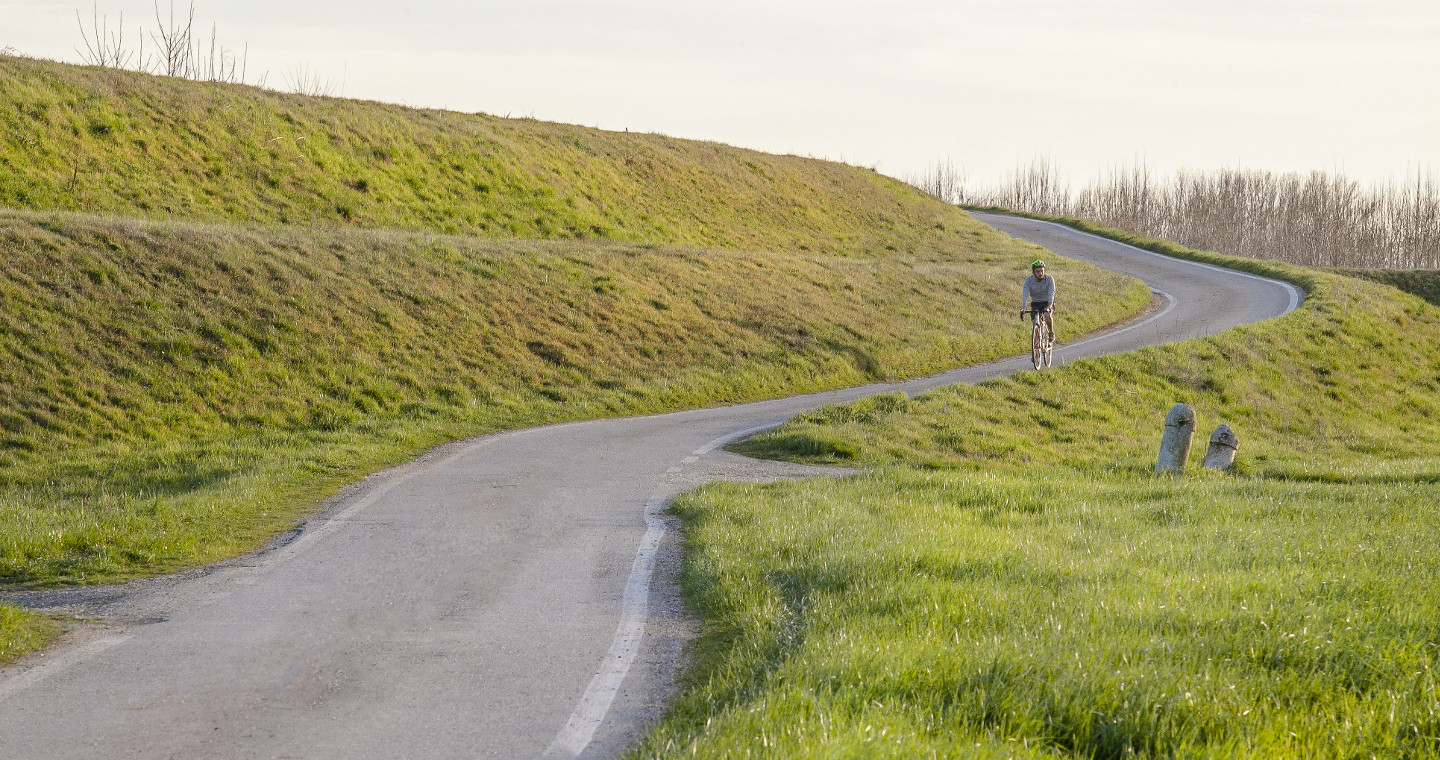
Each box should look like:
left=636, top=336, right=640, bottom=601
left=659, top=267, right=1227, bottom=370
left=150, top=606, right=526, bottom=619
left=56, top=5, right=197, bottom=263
left=0, top=209, right=1147, bottom=663
left=0, top=603, right=57, bottom=666
left=633, top=224, right=1440, bottom=757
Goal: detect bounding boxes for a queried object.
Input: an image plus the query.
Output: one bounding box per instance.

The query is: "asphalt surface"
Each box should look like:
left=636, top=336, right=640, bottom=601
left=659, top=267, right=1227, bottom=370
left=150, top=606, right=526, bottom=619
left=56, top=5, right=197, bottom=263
left=0, top=213, right=1301, bottom=760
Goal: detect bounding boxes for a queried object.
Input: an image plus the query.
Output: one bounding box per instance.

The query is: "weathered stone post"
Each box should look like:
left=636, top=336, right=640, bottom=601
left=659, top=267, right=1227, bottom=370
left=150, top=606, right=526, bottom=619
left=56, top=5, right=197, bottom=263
left=1155, top=403, right=1197, bottom=474
left=1203, top=424, right=1239, bottom=471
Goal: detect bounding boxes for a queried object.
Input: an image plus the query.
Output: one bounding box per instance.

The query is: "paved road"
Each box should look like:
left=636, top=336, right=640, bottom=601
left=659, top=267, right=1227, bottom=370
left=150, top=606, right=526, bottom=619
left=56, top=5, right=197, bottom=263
left=0, top=214, right=1300, bottom=760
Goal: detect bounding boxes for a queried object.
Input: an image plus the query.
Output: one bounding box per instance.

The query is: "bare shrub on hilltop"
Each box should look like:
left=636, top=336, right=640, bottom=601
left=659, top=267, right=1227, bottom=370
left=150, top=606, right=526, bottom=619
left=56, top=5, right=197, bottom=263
left=66, top=1, right=323, bottom=92
left=283, top=63, right=337, bottom=98
left=919, top=159, right=1440, bottom=269
left=75, top=3, right=135, bottom=69
left=906, top=158, right=968, bottom=206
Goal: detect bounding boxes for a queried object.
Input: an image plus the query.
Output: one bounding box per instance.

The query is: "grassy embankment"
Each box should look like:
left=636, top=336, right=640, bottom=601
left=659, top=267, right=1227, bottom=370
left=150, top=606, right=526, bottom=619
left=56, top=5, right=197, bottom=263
left=5, top=53, right=988, bottom=253
left=1337, top=268, right=1440, bottom=307
left=0, top=56, right=1149, bottom=664
left=635, top=222, right=1440, bottom=758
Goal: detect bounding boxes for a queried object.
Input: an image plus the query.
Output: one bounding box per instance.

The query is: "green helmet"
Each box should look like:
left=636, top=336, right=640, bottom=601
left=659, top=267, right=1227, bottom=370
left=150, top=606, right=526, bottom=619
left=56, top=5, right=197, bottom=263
left=1031, top=260, right=1046, bottom=269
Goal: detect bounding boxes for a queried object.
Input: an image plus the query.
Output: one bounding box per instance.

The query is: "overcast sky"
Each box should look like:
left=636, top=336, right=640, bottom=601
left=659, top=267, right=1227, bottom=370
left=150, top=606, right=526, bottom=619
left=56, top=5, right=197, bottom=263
left=4, top=1, right=1438, bottom=185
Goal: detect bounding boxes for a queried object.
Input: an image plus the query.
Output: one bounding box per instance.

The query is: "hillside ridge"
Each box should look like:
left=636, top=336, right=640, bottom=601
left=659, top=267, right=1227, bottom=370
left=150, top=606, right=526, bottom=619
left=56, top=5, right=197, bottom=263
left=3, top=54, right=954, bottom=256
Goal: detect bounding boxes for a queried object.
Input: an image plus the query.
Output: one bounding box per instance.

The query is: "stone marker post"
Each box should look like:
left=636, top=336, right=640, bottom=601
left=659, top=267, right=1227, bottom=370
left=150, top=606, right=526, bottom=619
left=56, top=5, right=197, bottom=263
left=1203, top=424, right=1239, bottom=471
left=1155, top=403, right=1197, bottom=474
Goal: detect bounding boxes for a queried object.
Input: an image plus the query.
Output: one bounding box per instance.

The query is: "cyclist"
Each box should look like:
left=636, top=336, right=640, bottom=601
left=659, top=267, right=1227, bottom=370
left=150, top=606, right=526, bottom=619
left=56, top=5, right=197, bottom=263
left=1020, top=259, right=1055, bottom=341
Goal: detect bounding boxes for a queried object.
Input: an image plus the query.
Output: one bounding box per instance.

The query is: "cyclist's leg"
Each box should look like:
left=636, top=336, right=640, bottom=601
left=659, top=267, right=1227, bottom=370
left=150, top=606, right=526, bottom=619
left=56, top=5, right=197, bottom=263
left=1035, top=304, right=1053, bottom=341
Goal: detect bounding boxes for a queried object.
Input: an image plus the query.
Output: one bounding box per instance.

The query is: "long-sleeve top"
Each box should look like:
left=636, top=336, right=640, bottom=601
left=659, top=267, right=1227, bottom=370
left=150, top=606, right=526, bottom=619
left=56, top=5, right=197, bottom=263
left=1021, top=274, right=1056, bottom=309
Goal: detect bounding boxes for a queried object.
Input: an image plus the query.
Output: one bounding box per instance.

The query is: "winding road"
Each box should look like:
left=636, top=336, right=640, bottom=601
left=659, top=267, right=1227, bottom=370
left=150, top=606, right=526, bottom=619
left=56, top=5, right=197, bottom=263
left=0, top=213, right=1301, bottom=759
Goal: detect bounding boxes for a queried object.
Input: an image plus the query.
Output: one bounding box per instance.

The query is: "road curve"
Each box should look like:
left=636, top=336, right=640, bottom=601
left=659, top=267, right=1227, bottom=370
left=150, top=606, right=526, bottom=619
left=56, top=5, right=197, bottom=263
left=0, top=214, right=1300, bottom=760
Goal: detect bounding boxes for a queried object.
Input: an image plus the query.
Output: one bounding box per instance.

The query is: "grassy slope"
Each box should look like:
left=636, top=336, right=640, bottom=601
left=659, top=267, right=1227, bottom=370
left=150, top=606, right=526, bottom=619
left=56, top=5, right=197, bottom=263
left=7, top=53, right=956, bottom=255
left=1335, top=268, right=1440, bottom=307
left=0, top=58, right=1151, bottom=662
left=634, top=225, right=1440, bottom=758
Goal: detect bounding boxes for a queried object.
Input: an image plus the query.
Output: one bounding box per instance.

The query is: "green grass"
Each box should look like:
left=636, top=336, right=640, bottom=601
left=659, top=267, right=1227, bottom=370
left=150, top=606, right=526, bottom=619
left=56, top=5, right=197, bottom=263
left=634, top=224, right=1440, bottom=758
left=0, top=603, right=57, bottom=666
left=1334, top=268, right=1440, bottom=307
left=6, top=53, right=977, bottom=255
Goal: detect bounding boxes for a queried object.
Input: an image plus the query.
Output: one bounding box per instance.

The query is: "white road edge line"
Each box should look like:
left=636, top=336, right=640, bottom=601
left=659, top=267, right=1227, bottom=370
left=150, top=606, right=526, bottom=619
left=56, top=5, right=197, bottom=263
left=0, top=635, right=133, bottom=704
left=236, top=436, right=499, bottom=584
left=1061, top=290, right=1177, bottom=352
left=541, top=424, right=782, bottom=760
left=540, top=497, right=668, bottom=760
left=692, top=423, right=783, bottom=456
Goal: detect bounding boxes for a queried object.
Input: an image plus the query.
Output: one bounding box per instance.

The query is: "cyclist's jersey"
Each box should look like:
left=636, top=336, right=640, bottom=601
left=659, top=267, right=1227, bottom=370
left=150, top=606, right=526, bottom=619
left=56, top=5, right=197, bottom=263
left=1022, top=274, right=1056, bottom=310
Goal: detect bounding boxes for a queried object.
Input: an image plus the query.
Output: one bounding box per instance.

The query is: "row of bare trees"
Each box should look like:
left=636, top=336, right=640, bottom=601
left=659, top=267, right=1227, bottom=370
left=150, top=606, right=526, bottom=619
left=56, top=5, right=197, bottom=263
left=72, top=1, right=336, bottom=95
left=909, top=159, right=1440, bottom=269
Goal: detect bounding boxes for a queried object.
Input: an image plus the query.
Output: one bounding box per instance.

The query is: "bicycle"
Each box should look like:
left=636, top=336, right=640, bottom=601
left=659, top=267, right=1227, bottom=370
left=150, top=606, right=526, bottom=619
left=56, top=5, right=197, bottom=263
left=1021, top=308, right=1054, bottom=370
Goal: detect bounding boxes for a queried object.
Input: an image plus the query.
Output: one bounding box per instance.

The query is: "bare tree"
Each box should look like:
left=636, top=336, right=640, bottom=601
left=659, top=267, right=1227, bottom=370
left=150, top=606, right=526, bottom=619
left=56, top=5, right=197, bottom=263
left=149, top=0, right=196, bottom=77
left=75, top=2, right=132, bottom=68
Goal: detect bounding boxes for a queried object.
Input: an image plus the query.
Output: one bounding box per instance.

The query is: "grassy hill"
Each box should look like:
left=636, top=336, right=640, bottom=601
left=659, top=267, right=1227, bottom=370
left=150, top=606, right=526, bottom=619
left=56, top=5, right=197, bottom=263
left=636, top=224, right=1440, bottom=758
left=7, top=53, right=959, bottom=254
left=0, top=57, right=1151, bottom=664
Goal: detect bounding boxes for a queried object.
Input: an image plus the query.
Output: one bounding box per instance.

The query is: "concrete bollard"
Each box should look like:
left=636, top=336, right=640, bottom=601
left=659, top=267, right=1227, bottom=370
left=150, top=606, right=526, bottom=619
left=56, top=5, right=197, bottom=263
left=1155, top=403, right=1197, bottom=474
left=1203, top=424, right=1239, bottom=471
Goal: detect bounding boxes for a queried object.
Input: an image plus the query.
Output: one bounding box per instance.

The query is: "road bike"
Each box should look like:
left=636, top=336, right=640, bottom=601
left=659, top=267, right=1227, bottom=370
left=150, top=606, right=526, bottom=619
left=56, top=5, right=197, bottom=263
left=1022, top=308, right=1054, bottom=370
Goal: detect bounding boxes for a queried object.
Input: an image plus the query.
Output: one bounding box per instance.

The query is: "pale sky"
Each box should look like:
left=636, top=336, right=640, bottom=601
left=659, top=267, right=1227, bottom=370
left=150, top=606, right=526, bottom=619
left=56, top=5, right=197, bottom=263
left=4, top=1, right=1438, bottom=185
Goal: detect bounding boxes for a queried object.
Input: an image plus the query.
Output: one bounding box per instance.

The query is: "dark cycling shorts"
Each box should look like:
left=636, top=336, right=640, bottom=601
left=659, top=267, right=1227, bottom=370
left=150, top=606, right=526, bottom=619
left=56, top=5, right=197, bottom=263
left=1029, top=301, right=1051, bottom=315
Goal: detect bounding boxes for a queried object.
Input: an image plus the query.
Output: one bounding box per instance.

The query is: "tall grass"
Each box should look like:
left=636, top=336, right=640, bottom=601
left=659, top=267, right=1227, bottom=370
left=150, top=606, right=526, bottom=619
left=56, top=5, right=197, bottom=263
left=909, top=159, right=1440, bottom=268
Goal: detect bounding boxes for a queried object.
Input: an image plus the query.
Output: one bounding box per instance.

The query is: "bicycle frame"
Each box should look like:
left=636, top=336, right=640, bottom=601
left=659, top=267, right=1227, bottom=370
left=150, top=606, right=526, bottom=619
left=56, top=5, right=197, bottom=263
left=1023, top=308, right=1054, bottom=370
